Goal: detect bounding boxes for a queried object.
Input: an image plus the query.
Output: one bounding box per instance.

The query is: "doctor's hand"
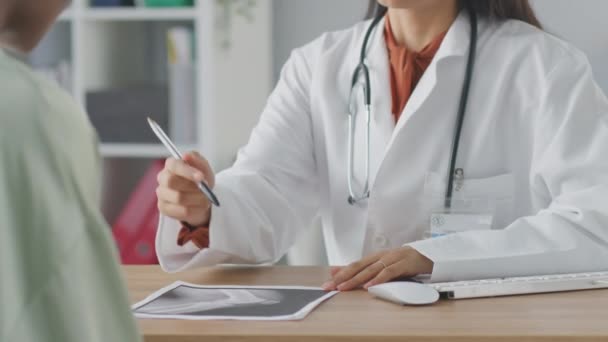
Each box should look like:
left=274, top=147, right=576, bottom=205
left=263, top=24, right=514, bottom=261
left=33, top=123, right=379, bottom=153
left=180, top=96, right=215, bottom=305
left=322, top=247, right=433, bottom=291
left=156, top=152, right=215, bottom=227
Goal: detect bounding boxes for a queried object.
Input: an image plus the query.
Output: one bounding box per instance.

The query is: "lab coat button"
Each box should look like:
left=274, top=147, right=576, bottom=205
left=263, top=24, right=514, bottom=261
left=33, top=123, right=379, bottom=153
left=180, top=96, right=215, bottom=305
left=374, top=234, right=388, bottom=247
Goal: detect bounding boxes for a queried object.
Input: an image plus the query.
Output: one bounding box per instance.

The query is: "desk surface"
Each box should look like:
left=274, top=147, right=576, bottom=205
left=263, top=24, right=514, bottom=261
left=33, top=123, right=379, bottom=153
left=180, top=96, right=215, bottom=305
left=125, top=265, right=608, bottom=342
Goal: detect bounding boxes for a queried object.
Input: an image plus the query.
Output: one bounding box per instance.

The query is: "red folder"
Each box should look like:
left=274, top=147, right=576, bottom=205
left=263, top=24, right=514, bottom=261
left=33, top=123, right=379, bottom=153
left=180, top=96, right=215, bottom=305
left=112, top=160, right=164, bottom=264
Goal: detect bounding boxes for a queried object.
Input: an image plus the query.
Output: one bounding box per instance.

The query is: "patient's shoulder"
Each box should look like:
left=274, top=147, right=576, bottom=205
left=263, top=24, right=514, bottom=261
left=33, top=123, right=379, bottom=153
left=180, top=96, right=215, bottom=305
left=0, top=53, right=95, bottom=151
left=0, top=57, right=43, bottom=127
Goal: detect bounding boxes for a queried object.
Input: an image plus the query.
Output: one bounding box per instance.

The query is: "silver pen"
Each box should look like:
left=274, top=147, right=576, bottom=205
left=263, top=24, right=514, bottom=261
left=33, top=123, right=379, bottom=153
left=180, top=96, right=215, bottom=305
left=147, top=117, right=220, bottom=207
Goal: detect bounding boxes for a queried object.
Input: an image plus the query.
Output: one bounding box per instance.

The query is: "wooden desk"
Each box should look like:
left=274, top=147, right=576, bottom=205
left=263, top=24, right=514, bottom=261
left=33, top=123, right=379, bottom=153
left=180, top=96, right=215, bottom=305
left=125, top=266, right=608, bottom=342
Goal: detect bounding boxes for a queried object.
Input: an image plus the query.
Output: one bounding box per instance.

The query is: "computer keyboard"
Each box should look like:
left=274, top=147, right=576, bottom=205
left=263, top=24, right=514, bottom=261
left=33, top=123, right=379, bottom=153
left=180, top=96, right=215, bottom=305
left=429, top=271, right=608, bottom=299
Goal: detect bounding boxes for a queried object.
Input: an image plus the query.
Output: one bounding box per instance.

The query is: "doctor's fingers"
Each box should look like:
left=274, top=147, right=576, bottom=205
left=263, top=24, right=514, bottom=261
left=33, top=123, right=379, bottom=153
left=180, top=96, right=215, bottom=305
left=164, top=157, right=206, bottom=183
left=330, top=266, right=342, bottom=277
left=156, top=186, right=209, bottom=207
left=335, top=250, right=408, bottom=291
left=183, top=152, right=215, bottom=187
left=324, top=253, right=384, bottom=290
left=364, top=259, right=415, bottom=289
left=157, top=168, right=202, bottom=192
left=363, top=248, right=434, bottom=288
left=335, top=262, right=386, bottom=291
left=322, top=267, right=342, bottom=288
left=157, top=200, right=207, bottom=224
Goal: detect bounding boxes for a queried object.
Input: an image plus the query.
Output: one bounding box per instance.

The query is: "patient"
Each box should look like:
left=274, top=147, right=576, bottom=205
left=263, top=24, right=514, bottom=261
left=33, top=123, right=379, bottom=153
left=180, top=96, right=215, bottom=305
left=0, top=1, right=139, bottom=341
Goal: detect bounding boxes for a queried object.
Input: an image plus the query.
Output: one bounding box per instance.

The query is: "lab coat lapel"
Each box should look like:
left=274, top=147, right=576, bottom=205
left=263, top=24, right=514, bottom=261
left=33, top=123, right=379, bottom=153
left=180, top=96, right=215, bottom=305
left=383, top=11, right=471, bottom=154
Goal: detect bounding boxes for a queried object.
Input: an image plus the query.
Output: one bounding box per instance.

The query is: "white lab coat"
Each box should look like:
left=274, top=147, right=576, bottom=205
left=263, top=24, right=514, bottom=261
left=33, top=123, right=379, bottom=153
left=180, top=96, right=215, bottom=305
left=157, top=12, right=608, bottom=282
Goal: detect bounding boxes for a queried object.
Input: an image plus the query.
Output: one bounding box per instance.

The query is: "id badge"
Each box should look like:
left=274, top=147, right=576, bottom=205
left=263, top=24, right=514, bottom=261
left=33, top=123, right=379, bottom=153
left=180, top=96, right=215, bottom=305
left=430, top=211, right=493, bottom=238
left=422, top=173, right=498, bottom=239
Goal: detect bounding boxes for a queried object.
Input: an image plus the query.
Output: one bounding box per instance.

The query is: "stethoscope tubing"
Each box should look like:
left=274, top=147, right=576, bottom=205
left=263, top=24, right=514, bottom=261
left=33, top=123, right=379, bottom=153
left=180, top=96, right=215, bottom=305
left=347, top=5, right=478, bottom=207
left=444, top=8, right=478, bottom=209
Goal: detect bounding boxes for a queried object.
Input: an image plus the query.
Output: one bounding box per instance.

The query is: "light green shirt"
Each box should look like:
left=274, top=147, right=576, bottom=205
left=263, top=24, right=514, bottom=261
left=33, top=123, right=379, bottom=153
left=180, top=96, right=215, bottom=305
left=0, top=49, right=140, bottom=342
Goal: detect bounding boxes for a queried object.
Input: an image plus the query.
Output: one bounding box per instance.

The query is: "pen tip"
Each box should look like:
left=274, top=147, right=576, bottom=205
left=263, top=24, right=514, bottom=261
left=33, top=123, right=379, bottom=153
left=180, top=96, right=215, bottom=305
left=147, top=117, right=155, bottom=125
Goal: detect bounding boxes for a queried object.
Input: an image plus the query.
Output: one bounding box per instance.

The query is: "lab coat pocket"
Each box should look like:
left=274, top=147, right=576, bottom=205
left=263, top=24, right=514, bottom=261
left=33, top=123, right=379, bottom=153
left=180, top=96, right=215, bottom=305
left=421, top=172, right=515, bottom=237
left=455, top=173, right=515, bottom=230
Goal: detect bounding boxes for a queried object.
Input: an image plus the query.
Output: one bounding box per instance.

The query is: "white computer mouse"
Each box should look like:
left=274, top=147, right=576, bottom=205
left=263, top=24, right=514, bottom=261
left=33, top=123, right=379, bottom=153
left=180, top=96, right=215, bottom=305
left=368, top=281, right=440, bottom=306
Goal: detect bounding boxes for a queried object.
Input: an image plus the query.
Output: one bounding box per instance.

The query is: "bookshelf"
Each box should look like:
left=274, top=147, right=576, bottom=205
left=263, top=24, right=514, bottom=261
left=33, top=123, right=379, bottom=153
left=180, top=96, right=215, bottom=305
left=30, top=0, right=272, bottom=223
left=32, top=0, right=273, bottom=165
left=81, top=8, right=198, bottom=21
left=99, top=143, right=198, bottom=158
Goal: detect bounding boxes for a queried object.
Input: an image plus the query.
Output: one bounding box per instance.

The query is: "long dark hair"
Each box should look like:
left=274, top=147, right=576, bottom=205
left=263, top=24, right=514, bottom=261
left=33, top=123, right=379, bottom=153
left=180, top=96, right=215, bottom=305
left=367, top=0, right=542, bottom=29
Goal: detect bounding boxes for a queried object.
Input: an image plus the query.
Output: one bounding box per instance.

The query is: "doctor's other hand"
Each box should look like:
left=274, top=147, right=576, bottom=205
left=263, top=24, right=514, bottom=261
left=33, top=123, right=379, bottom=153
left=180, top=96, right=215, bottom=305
left=156, top=152, right=215, bottom=227
left=322, top=247, right=433, bottom=291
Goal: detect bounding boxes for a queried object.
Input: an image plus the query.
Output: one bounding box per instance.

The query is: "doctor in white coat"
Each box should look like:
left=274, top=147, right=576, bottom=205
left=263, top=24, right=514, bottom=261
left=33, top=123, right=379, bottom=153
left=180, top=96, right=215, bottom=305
left=155, top=0, right=608, bottom=291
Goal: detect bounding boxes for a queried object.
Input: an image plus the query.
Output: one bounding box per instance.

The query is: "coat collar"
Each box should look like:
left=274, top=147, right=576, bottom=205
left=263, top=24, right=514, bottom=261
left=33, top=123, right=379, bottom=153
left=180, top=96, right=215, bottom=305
left=365, top=9, right=473, bottom=77
left=435, top=10, right=474, bottom=60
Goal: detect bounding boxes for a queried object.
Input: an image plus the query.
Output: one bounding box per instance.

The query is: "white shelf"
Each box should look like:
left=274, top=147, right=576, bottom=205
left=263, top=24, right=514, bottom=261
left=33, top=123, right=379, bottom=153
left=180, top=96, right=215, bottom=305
left=83, top=8, right=196, bottom=21
left=37, top=0, right=272, bottom=166
left=100, top=143, right=198, bottom=158
left=59, top=9, right=73, bottom=21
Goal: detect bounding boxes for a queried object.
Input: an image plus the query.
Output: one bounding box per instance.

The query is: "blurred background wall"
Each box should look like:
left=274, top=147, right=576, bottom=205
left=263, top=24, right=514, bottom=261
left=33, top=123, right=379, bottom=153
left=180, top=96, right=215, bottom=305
left=272, top=0, right=368, bottom=81
left=532, top=0, right=608, bottom=92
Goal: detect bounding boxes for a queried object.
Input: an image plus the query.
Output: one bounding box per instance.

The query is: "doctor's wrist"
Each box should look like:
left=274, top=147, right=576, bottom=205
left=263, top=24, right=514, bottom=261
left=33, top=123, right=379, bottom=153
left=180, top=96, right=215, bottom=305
left=183, top=204, right=212, bottom=228
left=177, top=209, right=212, bottom=249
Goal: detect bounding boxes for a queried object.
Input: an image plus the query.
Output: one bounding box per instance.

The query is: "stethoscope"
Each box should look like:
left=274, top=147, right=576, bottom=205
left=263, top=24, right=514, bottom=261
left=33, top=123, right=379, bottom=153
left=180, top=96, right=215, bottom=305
left=347, top=6, right=478, bottom=209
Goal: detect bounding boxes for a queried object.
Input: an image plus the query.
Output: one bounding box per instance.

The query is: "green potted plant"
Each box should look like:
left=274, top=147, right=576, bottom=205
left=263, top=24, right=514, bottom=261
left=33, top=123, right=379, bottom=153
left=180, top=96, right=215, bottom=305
left=216, top=0, right=256, bottom=49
